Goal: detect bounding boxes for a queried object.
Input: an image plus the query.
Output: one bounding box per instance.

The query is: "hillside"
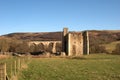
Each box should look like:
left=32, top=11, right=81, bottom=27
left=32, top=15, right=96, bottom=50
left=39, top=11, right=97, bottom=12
left=89, top=30, right=120, bottom=44
left=2, top=32, right=62, bottom=41
left=88, top=30, right=120, bottom=53
left=0, top=30, right=120, bottom=54
left=102, top=41, right=120, bottom=53
left=1, top=30, right=120, bottom=43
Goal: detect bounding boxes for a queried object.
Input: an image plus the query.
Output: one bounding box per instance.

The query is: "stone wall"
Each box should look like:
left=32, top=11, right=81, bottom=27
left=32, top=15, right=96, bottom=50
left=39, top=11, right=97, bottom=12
left=83, top=31, right=89, bottom=55
left=62, top=28, right=89, bottom=56
left=62, top=28, right=68, bottom=52
left=28, top=28, right=89, bottom=56
left=28, top=41, right=62, bottom=53
left=67, top=32, right=83, bottom=56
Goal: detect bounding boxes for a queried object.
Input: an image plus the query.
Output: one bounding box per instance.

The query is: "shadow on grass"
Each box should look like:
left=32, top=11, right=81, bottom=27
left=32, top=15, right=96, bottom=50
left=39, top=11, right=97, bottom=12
left=67, top=56, right=113, bottom=61
left=67, top=56, right=87, bottom=60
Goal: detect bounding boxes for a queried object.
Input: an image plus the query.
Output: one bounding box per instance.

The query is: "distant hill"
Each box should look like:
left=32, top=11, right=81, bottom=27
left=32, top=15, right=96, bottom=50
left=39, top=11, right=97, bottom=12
left=88, top=30, right=120, bottom=53
left=1, top=30, right=120, bottom=43
left=89, top=30, right=120, bottom=45
left=0, top=30, right=120, bottom=54
left=1, top=32, right=62, bottom=41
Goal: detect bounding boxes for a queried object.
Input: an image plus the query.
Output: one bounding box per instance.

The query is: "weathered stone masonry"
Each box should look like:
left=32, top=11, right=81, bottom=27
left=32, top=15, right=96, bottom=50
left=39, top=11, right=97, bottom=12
left=29, top=41, right=61, bottom=53
left=28, top=28, right=89, bottom=56
left=62, top=28, right=89, bottom=56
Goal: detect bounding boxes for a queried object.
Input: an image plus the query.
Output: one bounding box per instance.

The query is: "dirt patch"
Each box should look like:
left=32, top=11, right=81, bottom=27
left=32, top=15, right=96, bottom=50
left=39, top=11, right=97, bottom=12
left=0, top=55, right=9, bottom=59
left=11, top=75, right=18, bottom=80
left=21, top=64, right=28, bottom=69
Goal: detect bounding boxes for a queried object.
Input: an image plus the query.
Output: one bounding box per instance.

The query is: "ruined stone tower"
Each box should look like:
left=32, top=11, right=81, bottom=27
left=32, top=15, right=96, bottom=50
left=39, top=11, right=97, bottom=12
left=83, top=31, right=89, bottom=55
left=62, top=28, right=89, bottom=56
left=62, top=28, right=68, bottom=54
left=67, top=32, right=83, bottom=56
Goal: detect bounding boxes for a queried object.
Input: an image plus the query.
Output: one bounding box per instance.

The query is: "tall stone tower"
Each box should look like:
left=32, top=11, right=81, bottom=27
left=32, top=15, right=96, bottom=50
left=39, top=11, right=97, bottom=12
left=83, top=31, right=89, bottom=55
left=67, top=32, right=83, bottom=56
left=62, top=28, right=89, bottom=56
left=62, top=28, right=68, bottom=54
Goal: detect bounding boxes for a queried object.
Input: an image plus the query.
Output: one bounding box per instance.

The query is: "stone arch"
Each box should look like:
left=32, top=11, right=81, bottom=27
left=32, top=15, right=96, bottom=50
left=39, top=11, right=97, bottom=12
left=56, top=43, right=62, bottom=52
left=48, top=42, right=54, bottom=53
left=38, top=43, right=45, bottom=52
left=29, top=43, right=36, bottom=52
left=30, top=43, right=36, bottom=46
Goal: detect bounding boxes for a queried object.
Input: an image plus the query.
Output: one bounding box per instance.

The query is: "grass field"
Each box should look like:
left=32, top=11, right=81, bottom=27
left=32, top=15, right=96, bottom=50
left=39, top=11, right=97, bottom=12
left=0, top=56, right=17, bottom=78
left=19, top=54, right=120, bottom=80
left=0, top=56, right=29, bottom=80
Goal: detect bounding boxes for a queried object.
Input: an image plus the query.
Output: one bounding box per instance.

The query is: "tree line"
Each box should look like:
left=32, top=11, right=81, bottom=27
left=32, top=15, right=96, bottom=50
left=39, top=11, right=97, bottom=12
left=0, top=38, right=30, bottom=54
left=0, top=38, right=62, bottom=55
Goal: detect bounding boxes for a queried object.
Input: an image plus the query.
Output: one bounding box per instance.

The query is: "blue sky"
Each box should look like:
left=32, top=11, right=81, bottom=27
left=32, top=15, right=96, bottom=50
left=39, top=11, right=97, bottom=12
left=0, top=0, right=120, bottom=35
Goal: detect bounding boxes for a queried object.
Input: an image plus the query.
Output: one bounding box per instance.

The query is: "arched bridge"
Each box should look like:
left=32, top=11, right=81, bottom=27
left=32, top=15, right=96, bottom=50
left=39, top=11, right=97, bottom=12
left=28, top=41, right=62, bottom=53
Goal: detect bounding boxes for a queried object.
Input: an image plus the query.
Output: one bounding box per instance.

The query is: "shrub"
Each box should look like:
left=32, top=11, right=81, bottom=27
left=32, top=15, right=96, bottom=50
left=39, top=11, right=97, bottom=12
left=90, top=45, right=106, bottom=53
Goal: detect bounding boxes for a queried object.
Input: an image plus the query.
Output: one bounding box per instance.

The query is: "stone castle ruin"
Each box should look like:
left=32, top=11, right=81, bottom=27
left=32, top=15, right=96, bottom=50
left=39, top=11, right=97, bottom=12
left=62, top=28, right=89, bottom=56
left=29, top=28, right=89, bottom=56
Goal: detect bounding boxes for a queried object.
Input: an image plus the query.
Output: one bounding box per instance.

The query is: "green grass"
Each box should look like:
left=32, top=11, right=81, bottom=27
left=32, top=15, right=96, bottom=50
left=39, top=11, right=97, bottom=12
left=0, top=57, right=17, bottom=78
left=19, top=54, right=120, bottom=80
left=0, top=56, right=29, bottom=79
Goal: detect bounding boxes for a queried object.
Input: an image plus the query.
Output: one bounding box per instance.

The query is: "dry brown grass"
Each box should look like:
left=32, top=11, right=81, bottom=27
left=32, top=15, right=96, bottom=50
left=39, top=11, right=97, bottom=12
left=0, top=55, right=9, bottom=59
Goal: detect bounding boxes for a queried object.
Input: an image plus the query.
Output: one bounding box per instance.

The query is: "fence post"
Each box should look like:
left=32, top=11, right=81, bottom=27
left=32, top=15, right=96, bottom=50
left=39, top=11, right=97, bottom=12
left=0, top=63, right=6, bottom=80
left=14, top=61, right=16, bottom=75
left=18, top=59, right=20, bottom=70
left=11, top=62, right=13, bottom=79
left=4, top=63, right=6, bottom=80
